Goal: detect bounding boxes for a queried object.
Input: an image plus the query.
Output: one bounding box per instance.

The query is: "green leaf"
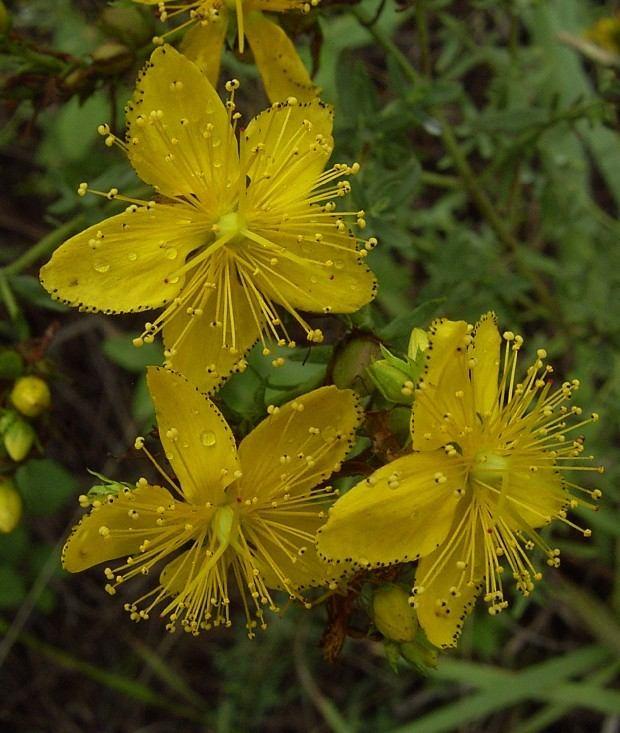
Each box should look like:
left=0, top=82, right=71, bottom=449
left=0, top=349, right=24, bottom=380
left=9, top=275, right=68, bottom=312
left=15, top=458, right=78, bottom=516
left=103, top=335, right=163, bottom=373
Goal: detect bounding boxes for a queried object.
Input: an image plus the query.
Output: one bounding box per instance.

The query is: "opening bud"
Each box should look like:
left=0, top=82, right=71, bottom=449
left=372, top=585, right=418, bottom=643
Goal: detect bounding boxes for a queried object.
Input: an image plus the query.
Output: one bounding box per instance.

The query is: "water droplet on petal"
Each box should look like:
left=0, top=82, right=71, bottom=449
left=166, top=248, right=178, bottom=260
left=321, top=426, right=337, bottom=443
left=334, top=260, right=345, bottom=270
left=128, top=252, right=138, bottom=261
left=201, top=430, right=216, bottom=447
left=94, top=261, right=110, bottom=273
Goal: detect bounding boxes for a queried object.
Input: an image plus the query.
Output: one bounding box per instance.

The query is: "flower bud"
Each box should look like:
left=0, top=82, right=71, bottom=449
left=407, top=327, right=429, bottom=361
left=10, top=376, right=51, bottom=418
left=331, top=336, right=381, bottom=396
left=91, top=41, right=133, bottom=76
left=0, top=1, right=10, bottom=36
left=100, top=6, right=152, bottom=47
left=0, top=478, right=22, bottom=534
left=400, top=640, right=438, bottom=670
left=367, top=357, right=414, bottom=405
left=372, top=585, right=418, bottom=642
left=4, top=418, right=36, bottom=462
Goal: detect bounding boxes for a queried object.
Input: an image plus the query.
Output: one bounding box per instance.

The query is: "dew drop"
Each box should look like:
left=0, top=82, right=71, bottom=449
left=334, top=259, right=345, bottom=270
left=321, top=426, right=337, bottom=443
left=93, top=261, right=110, bottom=273
left=201, top=430, right=216, bottom=447
left=166, top=248, right=178, bottom=260
left=128, top=252, right=138, bottom=261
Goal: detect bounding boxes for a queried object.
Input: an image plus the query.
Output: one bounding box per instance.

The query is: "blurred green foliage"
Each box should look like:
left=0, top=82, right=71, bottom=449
left=0, top=0, right=619, bottom=730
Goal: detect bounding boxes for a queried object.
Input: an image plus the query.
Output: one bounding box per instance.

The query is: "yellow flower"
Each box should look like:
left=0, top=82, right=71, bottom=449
left=40, top=46, right=376, bottom=393
left=135, top=0, right=319, bottom=103
left=585, top=14, right=620, bottom=55
left=318, top=314, right=602, bottom=649
left=63, top=367, right=361, bottom=635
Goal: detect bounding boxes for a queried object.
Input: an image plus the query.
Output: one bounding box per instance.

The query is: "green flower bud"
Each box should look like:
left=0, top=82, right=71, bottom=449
left=0, top=1, right=10, bottom=35
left=367, top=356, right=415, bottom=404
left=372, top=585, right=418, bottom=642
left=4, top=418, right=36, bottom=462
left=0, top=477, right=22, bottom=533
left=408, top=327, right=429, bottom=361
left=100, top=6, right=152, bottom=47
left=400, top=640, right=439, bottom=670
left=91, top=41, right=133, bottom=76
left=332, top=336, right=381, bottom=396
left=11, top=376, right=51, bottom=418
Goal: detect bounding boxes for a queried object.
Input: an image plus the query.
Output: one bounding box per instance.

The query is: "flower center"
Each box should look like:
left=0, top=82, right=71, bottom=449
left=470, top=450, right=510, bottom=488
left=215, top=210, right=247, bottom=246
left=212, top=503, right=239, bottom=546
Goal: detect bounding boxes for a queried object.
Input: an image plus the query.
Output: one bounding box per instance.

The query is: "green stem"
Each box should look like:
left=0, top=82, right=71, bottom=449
left=415, top=0, right=432, bottom=77
left=0, top=616, right=208, bottom=723
left=352, top=7, right=421, bottom=86
left=436, top=112, right=522, bottom=255
left=2, top=214, right=85, bottom=277
left=0, top=270, right=19, bottom=321
left=420, top=171, right=460, bottom=189
left=353, top=7, right=558, bottom=315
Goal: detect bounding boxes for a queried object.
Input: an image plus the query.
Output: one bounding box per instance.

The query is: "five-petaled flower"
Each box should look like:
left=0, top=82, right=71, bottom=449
left=63, top=367, right=361, bottom=636
left=40, top=46, right=376, bottom=393
left=318, top=314, right=602, bottom=649
left=134, top=0, right=320, bottom=103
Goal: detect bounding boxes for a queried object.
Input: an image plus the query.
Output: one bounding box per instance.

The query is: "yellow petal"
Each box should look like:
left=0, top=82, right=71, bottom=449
left=146, top=367, right=240, bottom=504
left=247, top=228, right=377, bottom=315
left=40, top=204, right=206, bottom=313
left=411, top=318, right=471, bottom=451
left=158, top=541, right=218, bottom=597
left=241, top=97, right=333, bottom=205
left=249, top=508, right=343, bottom=590
left=62, top=484, right=174, bottom=572
left=472, top=312, right=500, bottom=417
left=422, top=318, right=470, bottom=388
left=163, top=274, right=263, bottom=393
left=180, top=12, right=229, bottom=86
left=503, top=465, right=566, bottom=530
left=414, top=516, right=484, bottom=649
left=245, top=12, right=318, bottom=103
left=317, top=452, right=465, bottom=568
left=126, top=45, right=238, bottom=207
left=237, top=385, right=361, bottom=500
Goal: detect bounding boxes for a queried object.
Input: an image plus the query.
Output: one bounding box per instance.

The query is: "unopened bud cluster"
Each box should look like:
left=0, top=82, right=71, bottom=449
left=1, top=352, right=52, bottom=534
left=367, top=327, right=429, bottom=404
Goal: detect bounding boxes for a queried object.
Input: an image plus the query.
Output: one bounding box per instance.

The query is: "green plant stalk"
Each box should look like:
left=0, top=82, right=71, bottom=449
left=415, top=0, right=432, bottom=77
left=0, top=616, right=208, bottom=723
left=0, top=269, right=19, bottom=321
left=352, top=7, right=558, bottom=317
left=1, top=214, right=85, bottom=277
